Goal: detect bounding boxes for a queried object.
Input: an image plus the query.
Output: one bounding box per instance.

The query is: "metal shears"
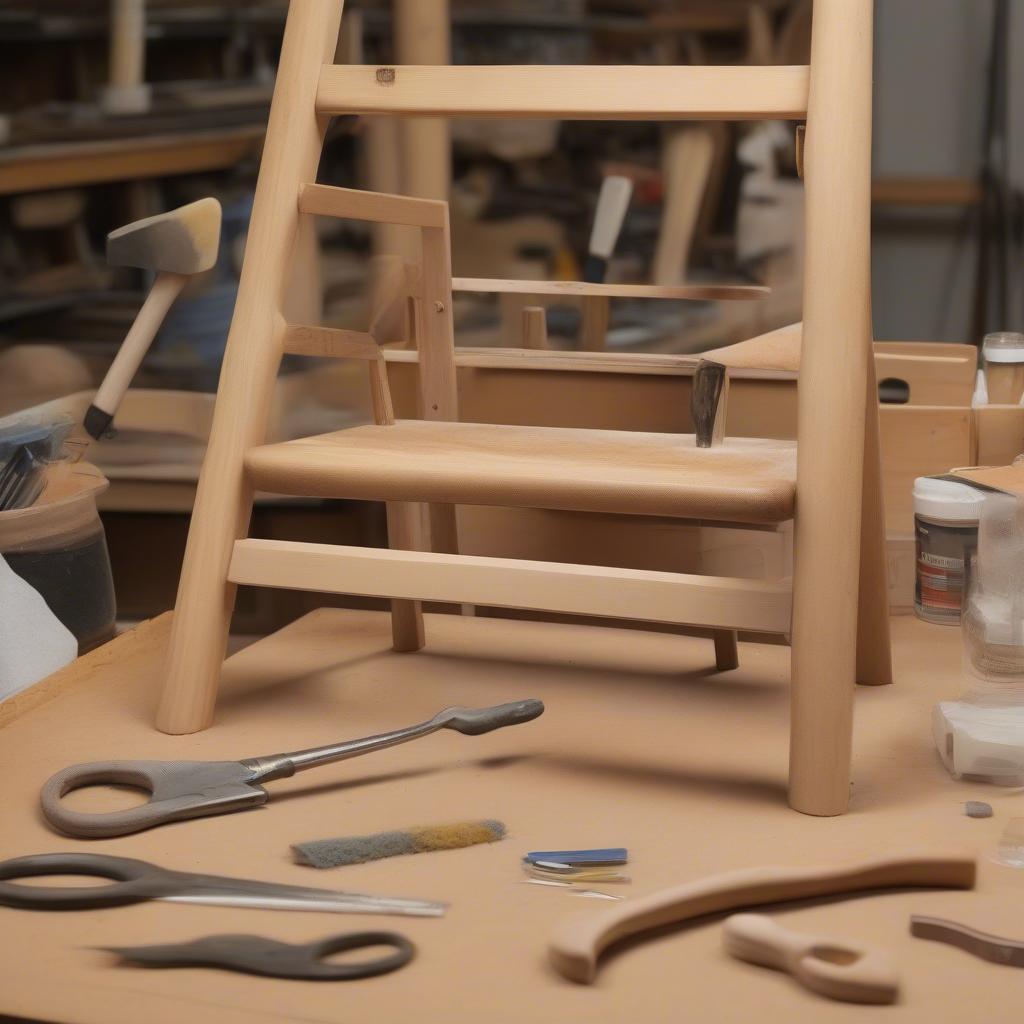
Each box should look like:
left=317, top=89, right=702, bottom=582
left=0, top=852, right=445, bottom=917
left=40, top=699, right=544, bottom=838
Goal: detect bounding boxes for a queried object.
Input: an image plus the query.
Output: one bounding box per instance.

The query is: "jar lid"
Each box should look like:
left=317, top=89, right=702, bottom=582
left=913, top=476, right=987, bottom=521
left=983, top=332, right=1024, bottom=363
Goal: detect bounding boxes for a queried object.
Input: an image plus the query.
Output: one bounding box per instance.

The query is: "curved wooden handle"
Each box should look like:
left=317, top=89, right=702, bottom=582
left=724, top=914, right=900, bottom=1004
left=89, top=272, right=187, bottom=430
left=548, top=853, right=975, bottom=984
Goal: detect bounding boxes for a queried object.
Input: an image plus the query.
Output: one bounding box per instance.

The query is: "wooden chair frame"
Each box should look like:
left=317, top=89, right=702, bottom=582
left=158, top=0, right=891, bottom=817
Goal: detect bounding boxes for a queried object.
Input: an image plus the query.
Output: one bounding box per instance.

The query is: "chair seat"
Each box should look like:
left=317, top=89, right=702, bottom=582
left=246, top=420, right=796, bottom=525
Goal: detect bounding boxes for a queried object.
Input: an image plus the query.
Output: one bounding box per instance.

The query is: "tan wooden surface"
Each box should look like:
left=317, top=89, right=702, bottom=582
left=879, top=406, right=975, bottom=532
left=245, top=421, right=798, bottom=524
left=974, top=405, right=1024, bottom=466
left=1, top=609, right=1022, bottom=1024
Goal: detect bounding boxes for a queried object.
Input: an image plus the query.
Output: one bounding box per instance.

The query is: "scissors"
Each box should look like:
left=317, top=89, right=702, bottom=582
left=41, top=698, right=544, bottom=838
left=0, top=852, right=445, bottom=917
left=99, top=931, right=415, bottom=980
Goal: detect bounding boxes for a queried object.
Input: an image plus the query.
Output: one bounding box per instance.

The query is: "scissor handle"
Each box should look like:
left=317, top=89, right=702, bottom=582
left=303, top=932, right=415, bottom=979
left=109, top=931, right=416, bottom=980
left=0, top=853, right=168, bottom=910
left=40, top=760, right=267, bottom=838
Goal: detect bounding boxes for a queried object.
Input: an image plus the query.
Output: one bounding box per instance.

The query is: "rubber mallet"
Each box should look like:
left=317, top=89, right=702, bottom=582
left=85, top=197, right=221, bottom=440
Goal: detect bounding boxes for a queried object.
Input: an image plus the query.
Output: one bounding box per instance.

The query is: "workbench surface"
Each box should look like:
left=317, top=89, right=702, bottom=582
left=1, top=610, right=1021, bottom=1023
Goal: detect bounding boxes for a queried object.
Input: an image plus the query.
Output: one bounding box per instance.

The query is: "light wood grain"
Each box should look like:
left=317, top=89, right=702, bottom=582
left=282, top=324, right=379, bottom=360
left=653, top=128, right=715, bottom=286
left=879, top=406, right=975, bottom=532
left=244, top=421, right=798, bottom=525
left=856, top=352, right=893, bottom=685
left=874, top=342, right=976, bottom=406
left=521, top=307, right=548, bottom=350
left=579, top=295, right=609, bottom=351
left=298, top=182, right=447, bottom=229
left=788, top=0, right=876, bottom=815
left=383, top=345, right=796, bottom=382
left=974, top=405, right=1024, bottom=466
left=0, top=610, right=1009, bottom=1024
left=723, top=914, right=900, bottom=1004
left=549, top=854, right=974, bottom=984
left=90, top=272, right=186, bottom=420
left=158, top=0, right=344, bottom=734
left=453, top=277, right=767, bottom=302
left=228, top=539, right=794, bottom=633
left=316, top=64, right=810, bottom=120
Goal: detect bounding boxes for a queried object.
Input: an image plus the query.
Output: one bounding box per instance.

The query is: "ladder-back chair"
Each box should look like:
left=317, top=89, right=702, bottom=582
left=158, top=0, right=892, bottom=817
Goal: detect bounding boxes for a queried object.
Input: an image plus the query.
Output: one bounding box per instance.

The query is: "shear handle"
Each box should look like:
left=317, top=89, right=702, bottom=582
left=108, top=931, right=416, bottom=980
left=0, top=853, right=168, bottom=909
left=40, top=760, right=267, bottom=839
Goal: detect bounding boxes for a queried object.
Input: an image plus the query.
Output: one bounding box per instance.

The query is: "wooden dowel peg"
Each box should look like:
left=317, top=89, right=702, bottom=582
left=522, top=306, right=549, bottom=350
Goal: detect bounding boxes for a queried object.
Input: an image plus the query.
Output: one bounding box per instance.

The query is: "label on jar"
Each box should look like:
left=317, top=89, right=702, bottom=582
left=915, top=516, right=978, bottom=624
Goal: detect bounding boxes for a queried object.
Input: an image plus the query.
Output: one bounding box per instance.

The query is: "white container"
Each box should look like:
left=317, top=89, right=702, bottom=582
left=982, top=332, right=1024, bottom=404
left=935, top=492, right=1024, bottom=785
left=913, top=477, right=985, bottom=625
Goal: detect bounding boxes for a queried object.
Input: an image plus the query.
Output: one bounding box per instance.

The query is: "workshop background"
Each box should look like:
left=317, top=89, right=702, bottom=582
left=0, top=0, right=1017, bottom=638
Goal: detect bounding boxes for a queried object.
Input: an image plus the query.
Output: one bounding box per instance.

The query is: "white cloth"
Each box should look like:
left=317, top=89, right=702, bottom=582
left=0, top=554, right=77, bottom=701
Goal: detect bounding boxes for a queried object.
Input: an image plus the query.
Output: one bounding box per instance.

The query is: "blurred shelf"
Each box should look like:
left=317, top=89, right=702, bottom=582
left=872, top=176, right=982, bottom=208
left=0, top=123, right=265, bottom=194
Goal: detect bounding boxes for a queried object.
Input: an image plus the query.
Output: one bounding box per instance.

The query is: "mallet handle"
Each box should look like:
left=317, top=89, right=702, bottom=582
left=86, top=271, right=186, bottom=438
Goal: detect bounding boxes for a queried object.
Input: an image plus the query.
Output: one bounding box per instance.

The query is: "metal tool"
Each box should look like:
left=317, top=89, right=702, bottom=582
left=0, top=852, right=445, bottom=917
left=911, top=914, right=1024, bottom=967
left=690, top=359, right=729, bottom=448
left=100, top=931, right=415, bottom=980
left=41, top=699, right=544, bottom=838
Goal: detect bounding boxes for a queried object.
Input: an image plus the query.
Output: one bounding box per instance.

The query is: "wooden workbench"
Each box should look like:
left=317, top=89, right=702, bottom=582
left=1, top=609, right=1022, bottom=1023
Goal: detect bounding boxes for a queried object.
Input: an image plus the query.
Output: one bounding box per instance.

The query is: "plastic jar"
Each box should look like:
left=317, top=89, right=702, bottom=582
left=0, top=462, right=116, bottom=653
left=983, top=331, right=1024, bottom=404
left=913, top=476, right=986, bottom=625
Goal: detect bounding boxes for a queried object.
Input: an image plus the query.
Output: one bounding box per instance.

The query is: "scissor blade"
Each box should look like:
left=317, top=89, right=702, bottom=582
left=161, top=892, right=445, bottom=916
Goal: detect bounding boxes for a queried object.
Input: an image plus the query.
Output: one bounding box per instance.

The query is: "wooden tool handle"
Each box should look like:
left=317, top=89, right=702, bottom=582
left=86, top=271, right=186, bottom=437
left=548, top=853, right=975, bottom=984
left=724, top=914, right=900, bottom=1004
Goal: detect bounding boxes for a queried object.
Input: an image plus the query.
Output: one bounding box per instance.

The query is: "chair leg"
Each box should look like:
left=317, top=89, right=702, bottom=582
left=156, top=489, right=251, bottom=735
left=386, top=502, right=426, bottom=652
left=714, top=629, right=739, bottom=670
left=856, top=353, right=894, bottom=686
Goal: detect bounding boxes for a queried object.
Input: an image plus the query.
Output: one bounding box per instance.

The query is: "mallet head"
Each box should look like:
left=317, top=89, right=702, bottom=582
left=106, top=197, right=221, bottom=275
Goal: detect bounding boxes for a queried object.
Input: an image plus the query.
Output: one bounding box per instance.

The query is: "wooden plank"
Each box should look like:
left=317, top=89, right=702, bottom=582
left=0, top=126, right=264, bottom=195
left=228, top=538, right=794, bottom=634
left=298, top=182, right=446, bottom=228
left=317, top=64, right=810, bottom=120
left=975, top=405, right=1024, bottom=466
left=879, top=405, right=975, bottom=532
left=282, top=324, right=379, bottom=360
left=872, top=177, right=982, bottom=207
left=874, top=342, right=976, bottom=406
left=452, top=276, right=767, bottom=302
